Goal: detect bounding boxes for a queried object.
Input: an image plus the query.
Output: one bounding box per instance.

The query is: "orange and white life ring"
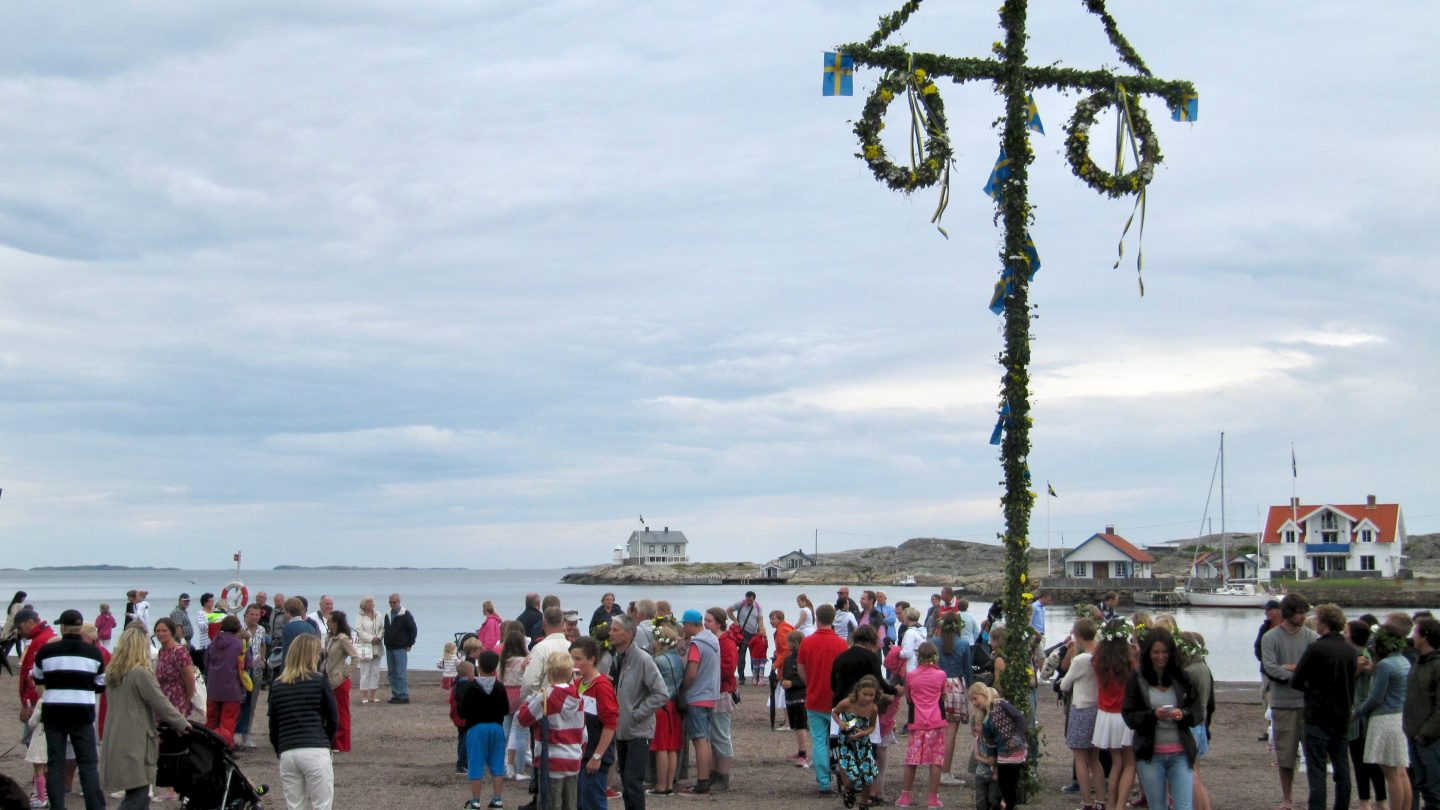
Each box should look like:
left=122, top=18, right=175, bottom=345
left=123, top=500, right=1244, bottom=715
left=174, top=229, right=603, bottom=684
left=220, top=581, right=249, bottom=614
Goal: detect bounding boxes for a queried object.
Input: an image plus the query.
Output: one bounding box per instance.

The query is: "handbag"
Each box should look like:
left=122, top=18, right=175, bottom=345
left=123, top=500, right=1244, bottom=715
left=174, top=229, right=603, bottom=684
left=357, top=643, right=373, bottom=661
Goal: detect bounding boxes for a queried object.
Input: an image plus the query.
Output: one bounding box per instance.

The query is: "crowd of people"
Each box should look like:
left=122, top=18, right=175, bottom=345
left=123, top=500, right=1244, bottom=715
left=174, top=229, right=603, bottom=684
left=11, top=581, right=1440, bottom=810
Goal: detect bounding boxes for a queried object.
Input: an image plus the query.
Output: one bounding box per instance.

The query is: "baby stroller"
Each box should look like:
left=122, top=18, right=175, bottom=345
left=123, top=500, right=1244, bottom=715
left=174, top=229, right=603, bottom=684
left=157, top=723, right=267, bottom=810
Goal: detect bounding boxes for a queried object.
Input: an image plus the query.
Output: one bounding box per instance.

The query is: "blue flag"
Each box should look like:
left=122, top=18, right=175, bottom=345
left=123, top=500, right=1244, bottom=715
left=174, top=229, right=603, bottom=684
left=823, top=52, right=854, bottom=97
left=1048, top=483, right=1058, bottom=497
left=1027, top=94, right=1044, bottom=135
left=982, top=147, right=1010, bottom=200
left=1172, top=92, right=1198, bottom=122
left=989, top=402, right=1011, bottom=445
left=988, top=231, right=1041, bottom=314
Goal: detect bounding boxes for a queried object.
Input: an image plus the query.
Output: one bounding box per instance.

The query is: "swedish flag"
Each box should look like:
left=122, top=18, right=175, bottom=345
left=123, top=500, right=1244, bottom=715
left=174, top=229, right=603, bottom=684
left=989, top=402, right=1011, bottom=445
left=988, top=231, right=1041, bottom=314
left=1172, top=92, right=1198, bottom=122
left=1027, top=94, right=1044, bottom=135
left=1048, top=483, right=1058, bottom=497
left=823, top=52, right=854, bottom=97
left=982, top=147, right=1010, bottom=200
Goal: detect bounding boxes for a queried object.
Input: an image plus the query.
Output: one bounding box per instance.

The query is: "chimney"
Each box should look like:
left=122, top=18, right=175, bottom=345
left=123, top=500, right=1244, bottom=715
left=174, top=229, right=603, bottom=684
left=1291, top=496, right=1300, bottom=508
left=644, top=526, right=650, bottom=533
left=1105, top=525, right=1115, bottom=535
left=1367, top=494, right=1377, bottom=509
left=663, top=527, right=669, bottom=533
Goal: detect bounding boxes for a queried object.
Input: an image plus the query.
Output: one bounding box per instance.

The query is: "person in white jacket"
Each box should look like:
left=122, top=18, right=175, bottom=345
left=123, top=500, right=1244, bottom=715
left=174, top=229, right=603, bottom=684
left=1058, top=618, right=1102, bottom=810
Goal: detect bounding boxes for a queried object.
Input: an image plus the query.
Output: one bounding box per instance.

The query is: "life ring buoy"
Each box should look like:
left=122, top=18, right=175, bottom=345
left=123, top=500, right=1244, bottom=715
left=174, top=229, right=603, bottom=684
left=220, top=581, right=248, bottom=614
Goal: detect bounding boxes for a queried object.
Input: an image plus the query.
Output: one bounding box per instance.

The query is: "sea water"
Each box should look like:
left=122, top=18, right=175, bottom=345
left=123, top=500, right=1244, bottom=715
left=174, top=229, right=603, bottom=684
left=0, top=567, right=1378, bottom=682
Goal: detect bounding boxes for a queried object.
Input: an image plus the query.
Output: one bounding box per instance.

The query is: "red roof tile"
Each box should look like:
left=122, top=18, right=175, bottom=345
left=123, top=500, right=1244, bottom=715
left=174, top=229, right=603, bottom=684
left=1261, top=502, right=1401, bottom=544
left=1094, top=533, right=1156, bottom=563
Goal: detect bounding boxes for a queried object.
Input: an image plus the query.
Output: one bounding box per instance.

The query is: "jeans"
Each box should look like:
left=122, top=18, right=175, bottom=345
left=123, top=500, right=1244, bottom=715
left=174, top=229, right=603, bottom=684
left=1302, top=723, right=1351, bottom=810
left=578, top=740, right=615, bottom=810
left=45, top=721, right=104, bottom=810
left=458, top=727, right=468, bottom=770
left=385, top=648, right=409, bottom=698
left=615, top=738, right=649, bottom=810
left=808, top=710, right=833, bottom=789
left=1135, top=751, right=1194, bottom=810
left=1411, top=737, right=1440, bottom=810
left=280, top=747, right=334, bottom=810
left=237, top=684, right=257, bottom=735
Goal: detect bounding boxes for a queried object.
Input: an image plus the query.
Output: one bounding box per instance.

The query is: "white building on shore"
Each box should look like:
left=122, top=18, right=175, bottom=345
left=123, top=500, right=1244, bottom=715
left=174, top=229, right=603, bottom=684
left=617, top=526, right=691, bottom=566
left=1261, top=496, right=1405, bottom=579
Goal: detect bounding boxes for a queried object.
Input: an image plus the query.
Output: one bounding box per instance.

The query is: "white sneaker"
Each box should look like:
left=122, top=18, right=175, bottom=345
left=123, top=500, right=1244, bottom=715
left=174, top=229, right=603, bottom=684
left=939, top=774, right=964, bottom=786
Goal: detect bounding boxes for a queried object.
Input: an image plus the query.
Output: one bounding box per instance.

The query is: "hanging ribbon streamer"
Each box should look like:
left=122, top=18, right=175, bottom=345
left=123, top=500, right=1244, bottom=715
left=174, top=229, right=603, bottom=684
left=904, top=54, right=954, bottom=238
left=1112, top=83, right=1148, bottom=295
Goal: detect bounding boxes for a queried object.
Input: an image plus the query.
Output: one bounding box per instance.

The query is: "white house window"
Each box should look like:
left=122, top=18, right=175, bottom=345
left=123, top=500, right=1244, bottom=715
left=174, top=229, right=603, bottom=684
left=661, top=545, right=668, bottom=553
left=1114, top=562, right=1130, bottom=578
left=1361, top=530, right=1374, bottom=543
left=1284, top=530, right=1296, bottom=543
left=1321, top=513, right=1340, bottom=543
left=1072, top=562, right=1087, bottom=577
left=648, top=545, right=655, bottom=553
left=1283, top=556, right=1297, bottom=570
left=1361, top=556, right=1376, bottom=571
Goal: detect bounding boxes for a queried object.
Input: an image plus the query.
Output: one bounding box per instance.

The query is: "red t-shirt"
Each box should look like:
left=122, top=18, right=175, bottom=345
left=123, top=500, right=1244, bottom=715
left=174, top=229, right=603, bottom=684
left=797, top=627, right=849, bottom=712
left=1097, top=671, right=1127, bottom=713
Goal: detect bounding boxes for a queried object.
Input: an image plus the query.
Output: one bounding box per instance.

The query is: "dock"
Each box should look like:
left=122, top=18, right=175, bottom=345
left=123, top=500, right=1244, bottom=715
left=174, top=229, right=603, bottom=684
left=1134, top=590, right=1184, bottom=608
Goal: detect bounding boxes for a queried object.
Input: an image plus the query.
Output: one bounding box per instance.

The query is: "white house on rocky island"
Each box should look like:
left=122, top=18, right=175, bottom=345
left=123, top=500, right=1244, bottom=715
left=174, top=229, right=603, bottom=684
left=1061, top=527, right=1156, bottom=579
left=620, top=527, right=691, bottom=566
left=1261, top=496, right=1404, bottom=579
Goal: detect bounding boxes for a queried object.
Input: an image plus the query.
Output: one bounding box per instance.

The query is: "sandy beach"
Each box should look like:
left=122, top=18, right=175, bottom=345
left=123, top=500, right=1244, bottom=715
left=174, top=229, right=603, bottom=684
left=0, top=666, right=1304, bottom=810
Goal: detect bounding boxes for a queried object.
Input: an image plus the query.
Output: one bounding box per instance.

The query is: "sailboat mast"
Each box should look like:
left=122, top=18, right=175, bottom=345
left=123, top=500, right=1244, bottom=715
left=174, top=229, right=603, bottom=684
left=1219, top=432, right=1227, bottom=586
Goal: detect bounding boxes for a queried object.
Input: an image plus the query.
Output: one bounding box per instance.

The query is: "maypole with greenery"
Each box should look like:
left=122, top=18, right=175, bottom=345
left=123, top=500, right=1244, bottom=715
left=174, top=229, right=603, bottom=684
left=828, top=0, right=1196, bottom=792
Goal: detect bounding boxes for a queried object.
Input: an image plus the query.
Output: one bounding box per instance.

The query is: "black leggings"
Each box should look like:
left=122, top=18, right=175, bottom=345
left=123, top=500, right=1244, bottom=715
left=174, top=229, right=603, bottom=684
left=996, top=763, right=1023, bottom=809
left=1349, top=736, right=1387, bottom=801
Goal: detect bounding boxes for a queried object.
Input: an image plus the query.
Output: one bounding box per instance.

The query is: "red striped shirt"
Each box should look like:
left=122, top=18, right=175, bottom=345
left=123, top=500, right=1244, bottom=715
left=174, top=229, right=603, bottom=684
left=517, top=683, right=587, bottom=775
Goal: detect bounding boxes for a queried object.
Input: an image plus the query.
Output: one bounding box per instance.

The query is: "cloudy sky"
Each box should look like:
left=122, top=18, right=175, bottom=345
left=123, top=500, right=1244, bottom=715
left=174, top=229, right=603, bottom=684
left=0, top=1, right=1435, bottom=569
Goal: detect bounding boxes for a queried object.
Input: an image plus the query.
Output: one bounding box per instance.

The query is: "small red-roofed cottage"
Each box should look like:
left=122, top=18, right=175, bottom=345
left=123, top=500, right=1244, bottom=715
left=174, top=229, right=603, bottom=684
left=1060, top=526, right=1156, bottom=579
left=1262, top=495, right=1405, bottom=579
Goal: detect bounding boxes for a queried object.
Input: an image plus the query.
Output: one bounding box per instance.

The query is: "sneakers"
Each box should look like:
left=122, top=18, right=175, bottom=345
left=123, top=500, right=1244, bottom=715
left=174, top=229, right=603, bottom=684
left=895, top=791, right=912, bottom=807
left=1062, top=782, right=1081, bottom=793
left=456, top=765, right=468, bottom=774
left=465, top=801, right=484, bottom=810
left=488, top=799, right=504, bottom=809
left=926, top=795, right=942, bottom=809
left=646, top=789, right=674, bottom=796
left=679, top=784, right=709, bottom=796
left=709, top=774, right=730, bottom=793
left=939, top=774, right=963, bottom=786
left=388, top=696, right=410, bottom=704
left=606, top=788, right=623, bottom=799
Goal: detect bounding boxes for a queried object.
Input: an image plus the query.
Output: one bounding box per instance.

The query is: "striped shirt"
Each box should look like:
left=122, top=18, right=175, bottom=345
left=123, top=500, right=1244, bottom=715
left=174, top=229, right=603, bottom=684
left=32, top=634, right=106, bottom=726
left=517, top=683, right=587, bottom=776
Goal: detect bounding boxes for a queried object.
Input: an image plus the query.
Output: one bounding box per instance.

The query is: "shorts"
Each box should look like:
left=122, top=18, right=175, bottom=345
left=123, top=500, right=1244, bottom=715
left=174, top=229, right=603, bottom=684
left=1191, top=725, right=1209, bottom=759
left=1066, top=706, right=1098, bottom=750
left=786, top=703, right=809, bottom=730
left=1272, top=707, right=1304, bottom=769
left=650, top=701, right=683, bottom=752
left=466, top=723, right=506, bottom=779
left=685, top=705, right=713, bottom=740
left=905, top=727, right=945, bottom=767
left=711, top=712, right=733, bottom=758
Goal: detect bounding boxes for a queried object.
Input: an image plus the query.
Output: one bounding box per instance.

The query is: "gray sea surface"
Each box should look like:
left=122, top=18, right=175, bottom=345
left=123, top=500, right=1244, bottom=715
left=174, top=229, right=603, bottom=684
left=0, top=567, right=1382, bottom=682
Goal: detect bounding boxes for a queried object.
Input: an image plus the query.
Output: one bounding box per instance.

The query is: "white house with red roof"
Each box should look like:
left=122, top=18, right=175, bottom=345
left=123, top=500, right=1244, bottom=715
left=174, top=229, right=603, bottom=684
left=1060, top=526, right=1156, bottom=579
left=1261, top=495, right=1405, bottom=579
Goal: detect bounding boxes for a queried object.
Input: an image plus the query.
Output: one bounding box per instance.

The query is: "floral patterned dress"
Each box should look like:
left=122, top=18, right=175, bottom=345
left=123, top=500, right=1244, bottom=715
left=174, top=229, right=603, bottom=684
left=156, top=644, right=192, bottom=716
left=835, top=712, right=878, bottom=787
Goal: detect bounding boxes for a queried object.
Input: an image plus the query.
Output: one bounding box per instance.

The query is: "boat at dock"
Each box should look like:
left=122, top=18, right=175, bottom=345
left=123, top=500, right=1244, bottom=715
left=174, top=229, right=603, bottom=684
left=1183, top=433, right=1277, bottom=609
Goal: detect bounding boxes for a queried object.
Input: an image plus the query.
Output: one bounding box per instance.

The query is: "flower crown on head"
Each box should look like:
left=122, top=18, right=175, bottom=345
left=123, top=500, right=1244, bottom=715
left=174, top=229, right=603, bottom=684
left=938, top=610, right=965, bottom=633
left=1099, top=618, right=1134, bottom=643
left=1175, top=637, right=1207, bottom=660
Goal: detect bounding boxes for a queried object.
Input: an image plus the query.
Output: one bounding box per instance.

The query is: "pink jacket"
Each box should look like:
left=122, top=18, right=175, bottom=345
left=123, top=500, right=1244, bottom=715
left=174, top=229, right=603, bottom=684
left=906, top=663, right=946, bottom=730
left=478, top=614, right=502, bottom=651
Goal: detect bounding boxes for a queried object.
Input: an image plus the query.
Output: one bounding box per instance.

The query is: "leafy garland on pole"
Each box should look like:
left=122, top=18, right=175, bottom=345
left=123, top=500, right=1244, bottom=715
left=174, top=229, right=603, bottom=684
left=830, top=0, right=1195, bottom=793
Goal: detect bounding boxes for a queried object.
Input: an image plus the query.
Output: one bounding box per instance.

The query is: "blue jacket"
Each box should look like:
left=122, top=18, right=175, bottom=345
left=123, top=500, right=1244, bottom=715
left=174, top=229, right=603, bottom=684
left=1357, top=652, right=1411, bottom=718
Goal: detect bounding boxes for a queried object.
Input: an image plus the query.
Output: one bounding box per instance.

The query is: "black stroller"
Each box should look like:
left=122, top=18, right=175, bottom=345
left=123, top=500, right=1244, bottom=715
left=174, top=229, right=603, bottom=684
left=157, top=723, right=267, bottom=810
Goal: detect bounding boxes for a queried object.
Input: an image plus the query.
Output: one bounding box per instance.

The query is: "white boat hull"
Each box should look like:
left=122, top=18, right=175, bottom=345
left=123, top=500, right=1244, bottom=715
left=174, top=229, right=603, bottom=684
left=1185, top=591, right=1272, bottom=608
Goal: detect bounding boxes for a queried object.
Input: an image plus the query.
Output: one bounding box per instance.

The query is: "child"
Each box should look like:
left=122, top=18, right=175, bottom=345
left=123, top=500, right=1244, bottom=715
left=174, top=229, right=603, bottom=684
left=95, top=604, right=116, bottom=652
left=974, top=684, right=1027, bottom=810
left=25, top=694, right=76, bottom=808
left=769, top=610, right=796, bottom=727
left=1094, top=618, right=1137, bottom=810
left=500, top=630, right=532, bottom=780
left=451, top=661, right=476, bottom=774
left=873, top=682, right=902, bottom=802
left=832, top=675, right=882, bottom=809
left=747, top=630, right=769, bottom=686
left=461, top=650, right=512, bottom=810
left=439, top=641, right=460, bottom=689
left=517, top=651, right=586, bottom=810
left=966, top=684, right=1001, bottom=810
left=898, top=642, right=947, bottom=809
left=780, top=630, right=809, bottom=766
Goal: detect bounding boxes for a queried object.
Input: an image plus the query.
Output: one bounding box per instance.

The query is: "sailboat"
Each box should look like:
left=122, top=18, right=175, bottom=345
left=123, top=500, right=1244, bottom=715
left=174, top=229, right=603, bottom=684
left=1185, top=433, right=1274, bottom=608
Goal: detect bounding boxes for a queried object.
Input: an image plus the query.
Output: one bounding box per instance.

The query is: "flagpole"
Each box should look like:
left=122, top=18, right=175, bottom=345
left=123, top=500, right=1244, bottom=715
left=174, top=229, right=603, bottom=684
left=1046, top=480, right=1052, bottom=577
left=1291, top=442, right=1298, bottom=529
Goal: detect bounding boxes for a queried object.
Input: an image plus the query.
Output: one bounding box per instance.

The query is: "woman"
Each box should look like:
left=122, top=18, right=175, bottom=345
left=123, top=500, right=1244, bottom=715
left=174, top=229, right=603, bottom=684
left=1177, top=631, right=1214, bottom=810
left=324, top=611, right=359, bottom=752
left=154, top=617, right=196, bottom=716
left=930, top=610, right=971, bottom=785
left=0, top=590, right=25, bottom=674
left=1345, top=621, right=1385, bottom=810
left=1122, top=627, right=1198, bottom=810
left=101, top=626, right=192, bottom=810
left=204, top=615, right=252, bottom=749
left=500, top=629, right=531, bottom=779
left=352, top=596, right=385, bottom=704
left=795, top=594, right=816, bottom=637
left=271, top=633, right=339, bottom=810
left=1355, top=615, right=1414, bottom=810
left=477, top=602, right=503, bottom=651
left=589, top=592, right=624, bottom=636
left=649, top=626, right=685, bottom=795
left=1093, top=618, right=1138, bottom=810
left=833, top=598, right=859, bottom=642
left=236, top=604, right=269, bottom=749
left=1060, top=619, right=1103, bottom=810
left=124, top=589, right=139, bottom=627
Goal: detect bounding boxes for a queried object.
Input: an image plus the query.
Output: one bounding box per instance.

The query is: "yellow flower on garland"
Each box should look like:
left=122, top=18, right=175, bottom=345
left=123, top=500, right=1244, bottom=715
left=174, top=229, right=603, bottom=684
left=880, top=89, right=895, bottom=102
left=1020, top=573, right=1027, bottom=584
left=864, top=145, right=881, bottom=160
left=1022, top=592, right=1033, bottom=601
left=913, top=68, right=927, bottom=81
left=922, top=84, right=938, bottom=95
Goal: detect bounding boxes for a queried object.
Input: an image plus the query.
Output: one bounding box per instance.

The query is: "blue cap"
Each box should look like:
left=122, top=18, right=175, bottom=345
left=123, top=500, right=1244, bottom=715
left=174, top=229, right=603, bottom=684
left=681, top=609, right=704, bottom=624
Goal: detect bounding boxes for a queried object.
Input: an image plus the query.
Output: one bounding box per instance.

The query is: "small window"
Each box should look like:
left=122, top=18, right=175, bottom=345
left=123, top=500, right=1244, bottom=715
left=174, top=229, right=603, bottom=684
left=1283, top=556, right=1297, bottom=570
left=1114, top=562, right=1129, bottom=578
left=661, top=545, right=668, bottom=553
left=1072, top=562, right=1087, bottom=578
left=1322, top=513, right=1338, bottom=530
left=1361, top=556, right=1376, bottom=571
left=1284, top=530, right=1296, bottom=543
left=1361, top=530, right=1374, bottom=543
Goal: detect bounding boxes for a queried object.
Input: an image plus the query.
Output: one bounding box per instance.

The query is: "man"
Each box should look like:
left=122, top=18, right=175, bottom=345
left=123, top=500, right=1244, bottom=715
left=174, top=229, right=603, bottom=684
left=590, top=592, right=624, bottom=636
left=797, top=604, right=849, bottom=794
left=133, top=590, right=151, bottom=629
left=830, top=625, right=896, bottom=712
left=563, top=610, right=583, bottom=643
left=170, top=594, right=195, bottom=648
left=633, top=600, right=657, bottom=653
left=252, top=590, right=272, bottom=631
left=1291, top=603, right=1357, bottom=810
left=726, top=592, right=764, bottom=684
left=1030, top=591, right=1052, bottom=642
left=15, top=609, right=56, bottom=740
left=956, top=597, right=981, bottom=647
left=875, top=591, right=897, bottom=643
left=308, top=594, right=335, bottom=647
left=607, top=616, right=669, bottom=810
left=383, top=593, right=418, bottom=704
left=1097, top=591, right=1119, bottom=621
left=192, top=592, right=217, bottom=670
left=1263, top=593, right=1319, bottom=810
left=1255, top=598, right=1285, bottom=740
left=32, top=610, right=106, bottom=810
left=270, top=592, right=289, bottom=639
left=1407, top=617, right=1440, bottom=808
left=858, top=591, right=886, bottom=643
left=279, top=596, right=318, bottom=662
left=835, top=588, right=862, bottom=621
left=518, top=593, right=543, bottom=641
left=679, top=610, right=720, bottom=795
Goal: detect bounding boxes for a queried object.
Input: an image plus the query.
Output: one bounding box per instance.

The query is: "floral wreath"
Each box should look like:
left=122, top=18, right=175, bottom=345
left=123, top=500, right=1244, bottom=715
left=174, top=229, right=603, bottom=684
left=1099, top=618, right=1134, bottom=643
left=1175, top=636, right=1207, bottom=660
left=938, top=609, right=965, bottom=634
left=592, top=621, right=613, bottom=653
left=1063, top=87, right=1162, bottom=199
left=1375, top=625, right=1408, bottom=658
left=649, top=615, right=679, bottom=632
left=854, top=65, right=952, bottom=191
